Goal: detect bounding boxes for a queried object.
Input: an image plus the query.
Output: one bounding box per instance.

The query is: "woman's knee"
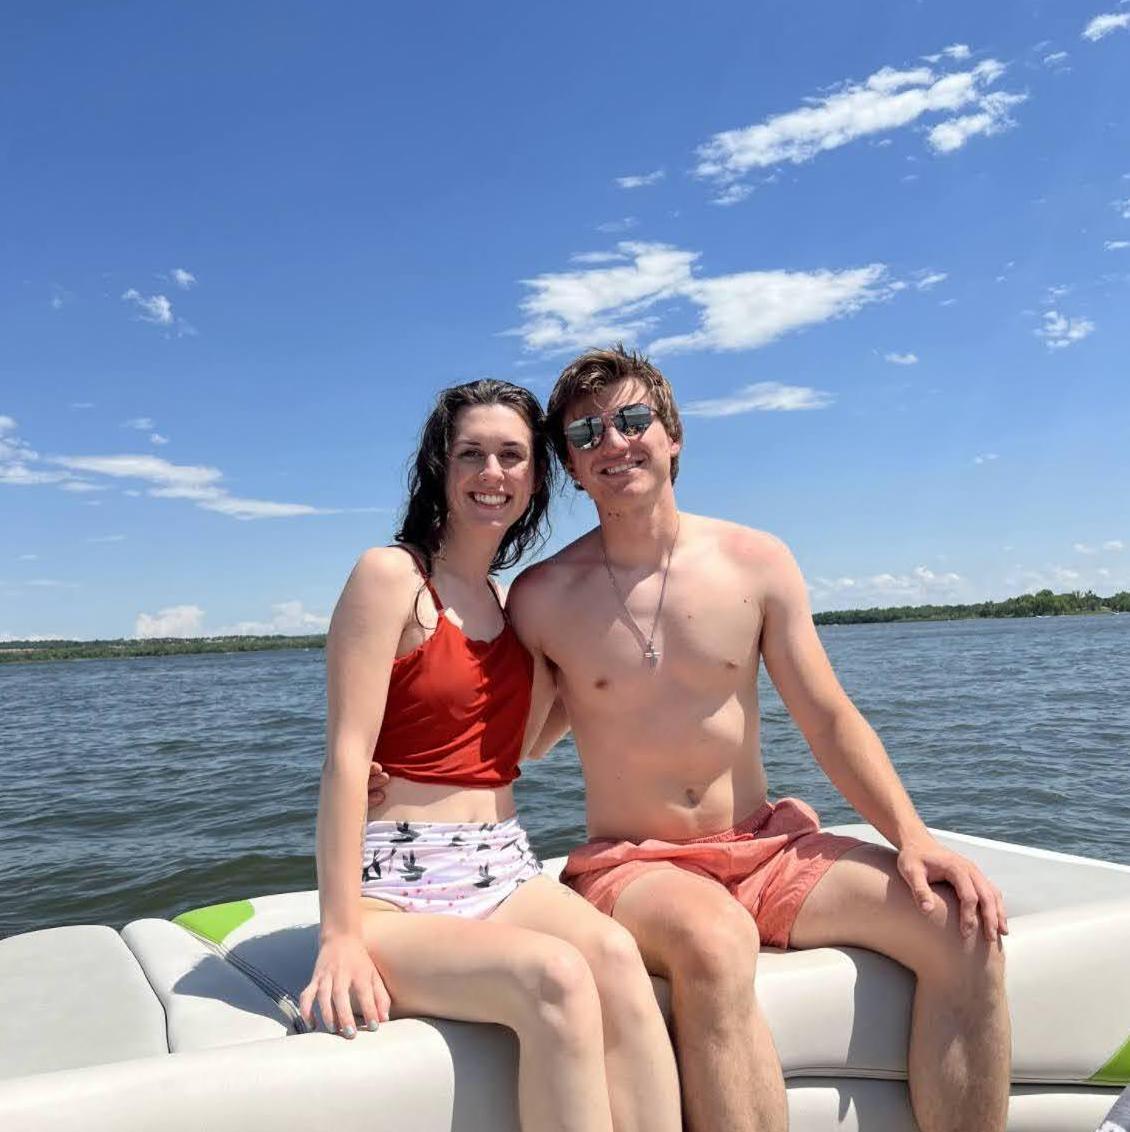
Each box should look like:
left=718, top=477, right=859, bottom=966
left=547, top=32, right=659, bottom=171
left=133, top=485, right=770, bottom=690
left=584, top=922, right=661, bottom=1022
left=510, top=939, right=602, bottom=1043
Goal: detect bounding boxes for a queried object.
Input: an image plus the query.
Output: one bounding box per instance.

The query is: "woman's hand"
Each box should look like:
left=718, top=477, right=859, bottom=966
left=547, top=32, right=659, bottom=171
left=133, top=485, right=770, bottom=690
left=367, top=759, right=391, bottom=806
left=298, top=933, right=391, bottom=1038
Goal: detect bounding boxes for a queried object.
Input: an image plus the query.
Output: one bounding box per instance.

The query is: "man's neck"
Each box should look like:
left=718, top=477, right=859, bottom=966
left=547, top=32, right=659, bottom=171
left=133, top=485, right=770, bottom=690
left=595, top=488, right=680, bottom=570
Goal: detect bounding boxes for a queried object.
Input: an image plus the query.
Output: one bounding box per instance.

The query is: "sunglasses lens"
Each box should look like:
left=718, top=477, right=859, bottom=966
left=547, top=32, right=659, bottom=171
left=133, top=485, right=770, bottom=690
left=565, top=418, right=602, bottom=450
left=617, top=404, right=654, bottom=436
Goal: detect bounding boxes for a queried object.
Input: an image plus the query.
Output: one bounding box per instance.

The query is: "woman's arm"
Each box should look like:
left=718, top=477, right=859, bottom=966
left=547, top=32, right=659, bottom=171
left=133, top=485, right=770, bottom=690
left=317, top=548, right=411, bottom=940
left=299, top=549, right=413, bottom=1035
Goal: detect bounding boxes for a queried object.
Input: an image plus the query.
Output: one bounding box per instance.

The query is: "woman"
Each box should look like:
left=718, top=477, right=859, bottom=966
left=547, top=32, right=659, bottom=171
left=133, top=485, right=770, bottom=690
left=299, top=379, right=680, bottom=1132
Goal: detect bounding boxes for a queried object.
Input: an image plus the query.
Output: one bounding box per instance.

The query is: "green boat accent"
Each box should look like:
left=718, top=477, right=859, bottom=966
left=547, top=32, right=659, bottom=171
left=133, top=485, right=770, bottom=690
left=174, top=899, right=255, bottom=946
left=1090, top=1033, right=1130, bottom=1085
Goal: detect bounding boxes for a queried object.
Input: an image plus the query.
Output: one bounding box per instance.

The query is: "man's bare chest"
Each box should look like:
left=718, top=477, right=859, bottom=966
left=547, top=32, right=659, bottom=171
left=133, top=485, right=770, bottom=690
left=545, top=574, right=761, bottom=702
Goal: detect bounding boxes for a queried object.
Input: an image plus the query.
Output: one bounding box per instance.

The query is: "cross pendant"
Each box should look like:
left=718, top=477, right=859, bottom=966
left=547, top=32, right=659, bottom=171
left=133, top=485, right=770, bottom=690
left=644, top=644, right=659, bottom=667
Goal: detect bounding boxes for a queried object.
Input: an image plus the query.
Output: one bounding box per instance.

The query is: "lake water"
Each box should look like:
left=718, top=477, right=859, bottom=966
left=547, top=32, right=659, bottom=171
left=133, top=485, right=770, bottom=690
left=2, top=615, right=1128, bottom=937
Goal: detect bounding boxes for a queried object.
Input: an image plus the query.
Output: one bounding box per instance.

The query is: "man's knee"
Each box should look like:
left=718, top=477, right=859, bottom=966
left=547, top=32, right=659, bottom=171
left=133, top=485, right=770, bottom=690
left=912, top=889, right=1007, bottom=993
left=666, top=898, right=760, bottom=990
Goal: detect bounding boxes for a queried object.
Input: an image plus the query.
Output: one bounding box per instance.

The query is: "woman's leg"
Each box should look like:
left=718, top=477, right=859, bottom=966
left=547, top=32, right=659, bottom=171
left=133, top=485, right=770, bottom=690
left=359, top=906, right=614, bottom=1132
left=492, top=876, right=683, bottom=1132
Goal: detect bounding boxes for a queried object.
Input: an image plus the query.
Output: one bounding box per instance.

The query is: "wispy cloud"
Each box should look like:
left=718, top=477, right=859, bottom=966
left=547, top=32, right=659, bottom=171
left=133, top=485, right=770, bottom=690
left=1106, top=540, right=1125, bottom=551
left=915, top=271, right=948, bottom=290
left=615, top=170, right=665, bottom=189
left=150, top=432, right=169, bottom=445
left=811, top=564, right=964, bottom=608
left=885, top=352, right=918, bottom=365
left=170, top=267, right=196, bottom=289
left=596, top=217, right=637, bottom=234
left=1113, top=199, right=1130, bottom=220
left=87, top=535, right=126, bottom=543
left=1105, top=240, right=1130, bottom=250
left=923, top=44, right=972, bottom=63
left=1036, top=310, right=1095, bottom=349
left=0, top=416, right=70, bottom=486
left=1077, top=539, right=1126, bottom=554
left=123, top=417, right=155, bottom=431
left=1082, top=12, right=1130, bottom=41
left=514, top=242, right=895, bottom=356
left=682, top=382, right=835, bottom=417
left=974, top=453, right=1000, bottom=465
left=1042, top=50, right=1070, bottom=66
left=693, top=56, right=1025, bottom=201
left=122, top=288, right=173, bottom=325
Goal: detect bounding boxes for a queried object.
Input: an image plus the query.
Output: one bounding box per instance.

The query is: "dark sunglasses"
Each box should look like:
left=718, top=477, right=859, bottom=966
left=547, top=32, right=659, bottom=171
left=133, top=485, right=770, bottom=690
left=563, top=403, right=656, bottom=451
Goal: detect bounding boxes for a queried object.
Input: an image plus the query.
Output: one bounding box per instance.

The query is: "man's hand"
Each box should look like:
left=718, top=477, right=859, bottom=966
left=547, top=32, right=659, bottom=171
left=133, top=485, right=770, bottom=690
left=897, top=837, right=1008, bottom=943
left=367, top=760, right=391, bottom=806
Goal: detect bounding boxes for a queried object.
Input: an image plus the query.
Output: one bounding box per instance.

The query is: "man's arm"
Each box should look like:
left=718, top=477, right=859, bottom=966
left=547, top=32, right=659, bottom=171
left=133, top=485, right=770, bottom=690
left=507, top=565, right=573, bottom=761
left=757, top=534, right=1007, bottom=941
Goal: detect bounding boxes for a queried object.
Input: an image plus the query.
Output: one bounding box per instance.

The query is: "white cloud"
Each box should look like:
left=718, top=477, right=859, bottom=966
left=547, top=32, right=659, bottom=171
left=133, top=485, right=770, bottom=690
left=694, top=57, right=1024, bottom=197
left=596, top=217, right=638, bottom=234
left=1113, top=200, right=1130, bottom=219
left=59, top=481, right=107, bottom=493
left=123, top=417, right=155, bottom=430
left=122, top=289, right=173, bottom=325
left=150, top=432, right=169, bottom=445
left=70, top=402, right=94, bottom=410
left=1042, top=50, right=1070, bottom=65
left=811, top=564, right=964, bottom=607
left=974, top=453, right=1000, bottom=464
left=710, top=183, right=755, bottom=207
left=1074, top=542, right=1098, bottom=554
left=915, top=271, right=948, bottom=290
left=27, top=578, right=79, bottom=589
left=0, top=417, right=69, bottom=486
left=885, top=352, right=918, bottom=365
left=212, top=600, right=331, bottom=637
left=88, top=535, right=126, bottom=543
left=54, top=454, right=222, bottom=489
left=515, top=243, right=897, bottom=355
left=1105, top=540, right=1125, bottom=551
left=1036, top=310, right=1095, bottom=349
left=170, top=268, right=196, bottom=289
left=682, top=382, right=835, bottom=417
left=942, top=44, right=971, bottom=60
left=1083, top=13, right=1130, bottom=41
left=650, top=264, right=891, bottom=355
left=1105, top=240, right=1130, bottom=250
left=926, top=90, right=1027, bottom=154
left=615, top=170, right=665, bottom=189
left=135, top=604, right=205, bottom=639
left=17, top=553, right=38, bottom=560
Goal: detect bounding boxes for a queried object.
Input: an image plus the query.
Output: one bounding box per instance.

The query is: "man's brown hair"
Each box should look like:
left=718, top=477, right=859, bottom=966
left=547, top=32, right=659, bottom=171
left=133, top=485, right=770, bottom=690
left=546, top=344, right=684, bottom=484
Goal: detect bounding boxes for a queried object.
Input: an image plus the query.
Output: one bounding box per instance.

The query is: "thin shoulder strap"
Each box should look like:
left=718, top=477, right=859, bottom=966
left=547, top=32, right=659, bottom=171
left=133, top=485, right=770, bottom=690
left=391, top=544, right=444, bottom=612
left=487, top=577, right=508, bottom=618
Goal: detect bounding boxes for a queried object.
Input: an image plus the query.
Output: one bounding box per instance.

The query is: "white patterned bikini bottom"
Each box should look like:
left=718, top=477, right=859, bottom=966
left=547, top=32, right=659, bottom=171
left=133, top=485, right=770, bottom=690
left=359, top=817, right=542, bottom=919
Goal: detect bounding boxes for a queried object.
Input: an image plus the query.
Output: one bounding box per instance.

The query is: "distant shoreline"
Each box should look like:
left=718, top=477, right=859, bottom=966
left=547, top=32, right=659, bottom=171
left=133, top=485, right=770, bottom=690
left=3, top=589, right=1127, bottom=663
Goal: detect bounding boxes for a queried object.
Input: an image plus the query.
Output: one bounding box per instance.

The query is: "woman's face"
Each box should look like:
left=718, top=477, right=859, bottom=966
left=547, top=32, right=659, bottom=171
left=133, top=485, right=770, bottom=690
left=444, top=403, right=536, bottom=536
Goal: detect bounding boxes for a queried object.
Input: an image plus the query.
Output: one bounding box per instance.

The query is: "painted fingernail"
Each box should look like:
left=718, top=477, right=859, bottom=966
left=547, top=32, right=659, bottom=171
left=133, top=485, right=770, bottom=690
left=343, top=1025, right=356, bottom=1038
left=367, top=1020, right=380, bottom=1032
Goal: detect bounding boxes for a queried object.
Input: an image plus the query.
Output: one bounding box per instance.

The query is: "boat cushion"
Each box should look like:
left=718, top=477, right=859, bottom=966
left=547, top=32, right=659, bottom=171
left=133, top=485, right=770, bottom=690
left=0, top=926, right=168, bottom=1080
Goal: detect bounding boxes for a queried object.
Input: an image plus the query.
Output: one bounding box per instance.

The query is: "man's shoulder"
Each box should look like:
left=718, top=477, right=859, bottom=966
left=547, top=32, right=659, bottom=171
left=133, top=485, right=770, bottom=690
left=687, top=513, right=792, bottom=570
left=509, top=531, right=601, bottom=618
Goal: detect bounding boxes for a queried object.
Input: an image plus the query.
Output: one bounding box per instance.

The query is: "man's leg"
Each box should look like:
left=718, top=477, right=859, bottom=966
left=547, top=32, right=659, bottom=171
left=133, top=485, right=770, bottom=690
left=789, top=844, right=1010, bottom=1132
left=612, top=866, right=787, bottom=1132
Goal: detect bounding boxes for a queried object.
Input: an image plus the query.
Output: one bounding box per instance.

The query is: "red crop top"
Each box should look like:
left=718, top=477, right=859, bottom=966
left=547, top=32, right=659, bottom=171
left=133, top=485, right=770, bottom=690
left=372, top=548, right=534, bottom=788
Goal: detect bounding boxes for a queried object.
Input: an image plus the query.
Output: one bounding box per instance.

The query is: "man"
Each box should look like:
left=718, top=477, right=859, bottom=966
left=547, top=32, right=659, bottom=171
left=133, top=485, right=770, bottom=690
left=506, top=345, right=1011, bottom=1132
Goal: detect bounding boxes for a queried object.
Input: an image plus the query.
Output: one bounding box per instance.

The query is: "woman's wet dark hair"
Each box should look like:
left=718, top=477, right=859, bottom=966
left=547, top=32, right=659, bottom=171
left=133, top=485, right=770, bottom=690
left=396, top=379, right=555, bottom=575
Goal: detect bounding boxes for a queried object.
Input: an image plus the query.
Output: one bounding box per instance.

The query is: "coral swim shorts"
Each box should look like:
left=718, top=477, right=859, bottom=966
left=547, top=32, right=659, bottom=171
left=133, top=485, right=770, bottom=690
left=561, top=797, right=865, bottom=949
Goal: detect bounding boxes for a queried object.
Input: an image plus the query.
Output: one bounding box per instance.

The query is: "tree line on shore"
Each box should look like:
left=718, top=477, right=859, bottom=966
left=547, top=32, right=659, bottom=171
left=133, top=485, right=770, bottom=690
left=813, top=589, right=1130, bottom=626
left=2, top=590, right=1127, bottom=662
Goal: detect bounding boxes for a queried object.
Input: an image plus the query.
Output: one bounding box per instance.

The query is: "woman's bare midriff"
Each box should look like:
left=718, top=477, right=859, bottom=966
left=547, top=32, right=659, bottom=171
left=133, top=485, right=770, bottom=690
left=365, top=777, right=517, bottom=825
left=360, top=778, right=518, bottom=915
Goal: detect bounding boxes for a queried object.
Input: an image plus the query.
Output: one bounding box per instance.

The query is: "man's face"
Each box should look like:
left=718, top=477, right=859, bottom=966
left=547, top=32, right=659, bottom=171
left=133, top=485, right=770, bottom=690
left=563, top=378, right=680, bottom=503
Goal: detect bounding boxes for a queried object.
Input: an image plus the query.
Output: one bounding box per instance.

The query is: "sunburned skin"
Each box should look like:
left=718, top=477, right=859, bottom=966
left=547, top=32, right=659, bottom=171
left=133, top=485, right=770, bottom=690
left=514, top=511, right=778, bottom=843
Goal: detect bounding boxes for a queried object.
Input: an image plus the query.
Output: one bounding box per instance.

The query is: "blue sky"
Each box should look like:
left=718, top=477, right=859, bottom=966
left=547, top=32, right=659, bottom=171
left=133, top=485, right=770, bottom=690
left=2, top=1, right=1128, bottom=640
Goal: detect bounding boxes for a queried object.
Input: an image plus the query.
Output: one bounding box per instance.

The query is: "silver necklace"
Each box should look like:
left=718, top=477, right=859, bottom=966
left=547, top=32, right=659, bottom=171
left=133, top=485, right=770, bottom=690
left=600, top=513, right=680, bottom=668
